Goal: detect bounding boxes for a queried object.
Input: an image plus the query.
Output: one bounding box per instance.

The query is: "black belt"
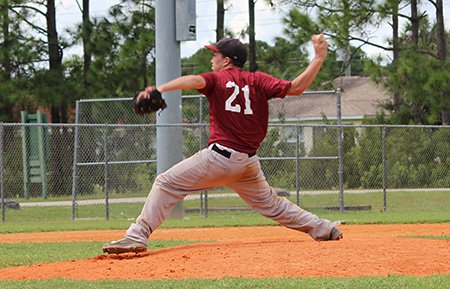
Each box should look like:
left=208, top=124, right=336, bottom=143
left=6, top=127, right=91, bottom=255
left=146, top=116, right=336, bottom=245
left=212, top=144, right=256, bottom=159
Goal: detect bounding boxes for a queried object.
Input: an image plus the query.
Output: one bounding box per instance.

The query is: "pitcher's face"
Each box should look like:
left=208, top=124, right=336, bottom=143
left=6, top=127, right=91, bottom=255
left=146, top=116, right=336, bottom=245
left=210, top=52, right=231, bottom=71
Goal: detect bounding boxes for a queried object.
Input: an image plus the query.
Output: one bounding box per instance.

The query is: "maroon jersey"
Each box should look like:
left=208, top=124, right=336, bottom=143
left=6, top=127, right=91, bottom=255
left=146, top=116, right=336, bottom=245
left=198, top=67, right=291, bottom=153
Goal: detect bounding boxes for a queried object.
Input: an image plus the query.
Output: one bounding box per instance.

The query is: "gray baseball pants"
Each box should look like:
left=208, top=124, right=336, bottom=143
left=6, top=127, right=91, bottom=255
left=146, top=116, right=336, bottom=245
left=126, top=144, right=335, bottom=244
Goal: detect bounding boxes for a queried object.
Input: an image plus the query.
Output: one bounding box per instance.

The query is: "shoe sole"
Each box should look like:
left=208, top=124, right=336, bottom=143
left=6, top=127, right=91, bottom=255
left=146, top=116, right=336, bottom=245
left=103, top=246, right=147, bottom=254
left=329, top=227, right=343, bottom=240
left=333, top=233, right=343, bottom=240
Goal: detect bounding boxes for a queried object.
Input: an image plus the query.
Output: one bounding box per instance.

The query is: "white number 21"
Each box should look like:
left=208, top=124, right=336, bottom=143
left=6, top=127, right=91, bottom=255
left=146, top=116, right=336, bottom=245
left=225, top=81, right=253, bottom=115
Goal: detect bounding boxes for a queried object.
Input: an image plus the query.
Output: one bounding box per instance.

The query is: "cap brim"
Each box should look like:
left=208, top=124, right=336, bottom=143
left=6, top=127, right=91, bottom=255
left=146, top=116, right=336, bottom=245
left=204, top=45, right=220, bottom=52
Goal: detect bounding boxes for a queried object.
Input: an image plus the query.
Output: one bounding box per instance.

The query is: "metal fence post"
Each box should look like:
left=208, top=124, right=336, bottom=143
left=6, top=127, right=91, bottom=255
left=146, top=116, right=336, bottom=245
left=200, top=191, right=203, bottom=215
left=37, top=118, right=48, bottom=199
left=199, top=96, right=209, bottom=217
left=71, top=101, right=81, bottom=220
left=337, top=89, right=345, bottom=213
left=199, top=95, right=204, bottom=128
left=204, top=190, right=208, bottom=217
left=103, top=125, right=110, bottom=220
left=296, top=126, right=300, bottom=206
left=382, top=126, right=388, bottom=212
left=1, top=123, right=5, bottom=222
left=199, top=96, right=205, bottom=216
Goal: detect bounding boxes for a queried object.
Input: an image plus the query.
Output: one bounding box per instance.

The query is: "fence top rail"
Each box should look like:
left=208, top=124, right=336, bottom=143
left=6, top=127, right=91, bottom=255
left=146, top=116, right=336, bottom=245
left=76, top=90, right=339, bottom=103
left=2, top=123, right=209, bottom=128
left=341, top=124, right=450, bottom=129
left=3, top=122, right=450, bottom=129
left=78, top=97, right=133, bottom=103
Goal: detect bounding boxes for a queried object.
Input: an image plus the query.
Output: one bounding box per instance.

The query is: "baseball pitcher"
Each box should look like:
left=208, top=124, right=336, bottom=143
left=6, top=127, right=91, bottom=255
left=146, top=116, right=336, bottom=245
left=103, top=34, right=343, bottom=254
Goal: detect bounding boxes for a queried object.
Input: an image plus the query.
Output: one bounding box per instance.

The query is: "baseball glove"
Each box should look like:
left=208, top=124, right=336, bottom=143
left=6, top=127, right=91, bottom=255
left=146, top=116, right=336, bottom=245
left=133, top=87, right=167, bottom=115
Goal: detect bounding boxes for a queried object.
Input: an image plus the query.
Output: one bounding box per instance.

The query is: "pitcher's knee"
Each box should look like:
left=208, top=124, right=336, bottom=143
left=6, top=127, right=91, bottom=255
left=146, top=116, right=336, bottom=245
left=256, top=198, right=286, bottom=220
left=154, top=173, right=167, bottom=187
left=152, top=174, right=188, bottom=203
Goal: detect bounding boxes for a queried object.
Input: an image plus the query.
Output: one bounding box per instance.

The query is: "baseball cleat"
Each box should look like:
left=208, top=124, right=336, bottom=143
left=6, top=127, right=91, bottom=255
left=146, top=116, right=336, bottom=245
left=102, top=237, right=147, bottom=254
left=329, top=227, right=343, bottom=240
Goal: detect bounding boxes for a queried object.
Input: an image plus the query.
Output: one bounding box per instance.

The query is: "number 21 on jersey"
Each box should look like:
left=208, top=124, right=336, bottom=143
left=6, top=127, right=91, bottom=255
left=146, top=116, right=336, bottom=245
left=225, top=81, right=253, bottom=115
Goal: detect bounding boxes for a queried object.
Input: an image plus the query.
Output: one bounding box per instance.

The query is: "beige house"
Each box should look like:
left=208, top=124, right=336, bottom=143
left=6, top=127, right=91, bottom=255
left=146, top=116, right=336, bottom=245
left=268, top=76, right=390, bottom=153
left=269, top=76, right=390, bottom=122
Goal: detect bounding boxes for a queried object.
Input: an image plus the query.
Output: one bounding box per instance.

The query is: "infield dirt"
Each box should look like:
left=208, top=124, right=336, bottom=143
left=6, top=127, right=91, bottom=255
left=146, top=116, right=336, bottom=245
left=0, top=223, right=449, bottom=280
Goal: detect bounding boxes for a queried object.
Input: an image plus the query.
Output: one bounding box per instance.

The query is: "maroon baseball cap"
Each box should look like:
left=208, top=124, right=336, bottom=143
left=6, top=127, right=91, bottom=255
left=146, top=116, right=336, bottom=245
left=205, top=38, right=247, bottom=66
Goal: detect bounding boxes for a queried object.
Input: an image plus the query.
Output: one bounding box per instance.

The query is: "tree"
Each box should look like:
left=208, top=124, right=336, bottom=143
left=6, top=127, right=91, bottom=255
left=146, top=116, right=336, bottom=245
left=5, top=0, right=70, bottom=123
left=216, top=0, right=225, bottom=42
left=0, top=0, right=13, bottom=121
left=278, top=0, right=449, bottom=125
left=274, top=0, right=377, bottom=77
left=279, top=9, right=367, bottom=84
left=1, top=0, right=11, bottom=82
left=369, top=0, right=449, bottom=125
left=0, top=0, right=44, bottom=121
left=433, top=0, right=449, bottom=124
left=83, top=0, right=156, bottom=99
left=248, top=0, right=257, bottom=71
left=77, top=0, right=92, bottom=91
left=374, top=0, right=402, bottom=111
left=254, top=38, right=309, bottom=80
left=181, top=46, right=213, bottom=76
left=46, top=0, right=66, bottom=123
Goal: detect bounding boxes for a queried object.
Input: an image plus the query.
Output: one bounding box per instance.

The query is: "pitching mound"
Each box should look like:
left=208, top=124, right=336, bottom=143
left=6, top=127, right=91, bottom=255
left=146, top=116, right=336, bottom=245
left=0, top=224, right=449, bottom=280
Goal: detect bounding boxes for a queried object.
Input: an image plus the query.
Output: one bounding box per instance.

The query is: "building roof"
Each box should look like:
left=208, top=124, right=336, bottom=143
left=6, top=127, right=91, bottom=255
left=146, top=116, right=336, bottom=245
left=268, top=76, right=390, bottom=122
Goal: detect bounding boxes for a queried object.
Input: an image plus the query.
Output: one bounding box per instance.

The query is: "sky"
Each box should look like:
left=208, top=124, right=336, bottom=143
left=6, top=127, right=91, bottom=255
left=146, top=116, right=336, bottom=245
left=56, top=0, right=450, bottom=62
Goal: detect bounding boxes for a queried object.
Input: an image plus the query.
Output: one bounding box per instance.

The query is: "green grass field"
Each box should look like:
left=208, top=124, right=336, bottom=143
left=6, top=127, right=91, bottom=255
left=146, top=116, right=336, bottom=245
left=0, top=190, right=449, bottom=288
left=0, top=275, right=449, bottom=289
left=2, top=190, right=449, bottom=225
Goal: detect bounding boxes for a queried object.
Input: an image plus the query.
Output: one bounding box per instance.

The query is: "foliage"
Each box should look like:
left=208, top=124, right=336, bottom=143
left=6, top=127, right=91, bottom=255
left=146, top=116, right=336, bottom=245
left=366, top=48, right=448, bottom=125
left=259, top=128, right=297, bottom=188
left=183, top=128, right=201, bottom=157
left=364, top=11, right=450, bottom=125
left=278, top=2, right=373, bottom=78
left=0, top=0, right=48, bottom=121
left=0, top=0, right=448, bottom=126
left=255, top=38, right=310, bottom=81
left=273, top=0, right=449, bottom=124
left=0, top=0, right=157, bottom=122
left=83, top=0, right=156, bottom=99
left=344, top=126, right=450, bottom=189
left=182, top=47, right=214, bottom=77
left=264, top=7, right=368, bottom=88
left=260, top=124, right=450, bottom=191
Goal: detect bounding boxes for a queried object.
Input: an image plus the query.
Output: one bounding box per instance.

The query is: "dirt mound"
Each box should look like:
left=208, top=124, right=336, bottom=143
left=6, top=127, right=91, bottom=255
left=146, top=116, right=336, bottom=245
left=0, top=224, right=449, bottom=280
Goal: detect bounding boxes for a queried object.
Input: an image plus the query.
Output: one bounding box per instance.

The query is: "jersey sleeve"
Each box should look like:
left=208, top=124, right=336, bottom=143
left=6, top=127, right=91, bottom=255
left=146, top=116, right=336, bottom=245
left=197, top=72, right=216, bottom=96
left=256, top=72, right=291, bottom=100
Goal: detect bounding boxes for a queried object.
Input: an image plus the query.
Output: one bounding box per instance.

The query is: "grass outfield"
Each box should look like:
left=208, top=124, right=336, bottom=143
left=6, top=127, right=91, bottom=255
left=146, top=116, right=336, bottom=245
left=0, top=210, right=450, bottom=233
left=0, top=275, right=449, bottom=288
left=1, top=191, right=449, bottom=288
left=2, top=190, right=449, bottom=227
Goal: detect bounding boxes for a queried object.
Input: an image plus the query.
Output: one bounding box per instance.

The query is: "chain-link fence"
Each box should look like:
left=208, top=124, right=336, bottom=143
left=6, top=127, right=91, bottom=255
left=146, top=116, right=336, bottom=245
left=1, top=122, right=450, bottom=223
left=1, top=91, right=450, bottom=222
left=75, top=91, right=341, bottom=125
left=71, top=92, right=345, bottom=220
